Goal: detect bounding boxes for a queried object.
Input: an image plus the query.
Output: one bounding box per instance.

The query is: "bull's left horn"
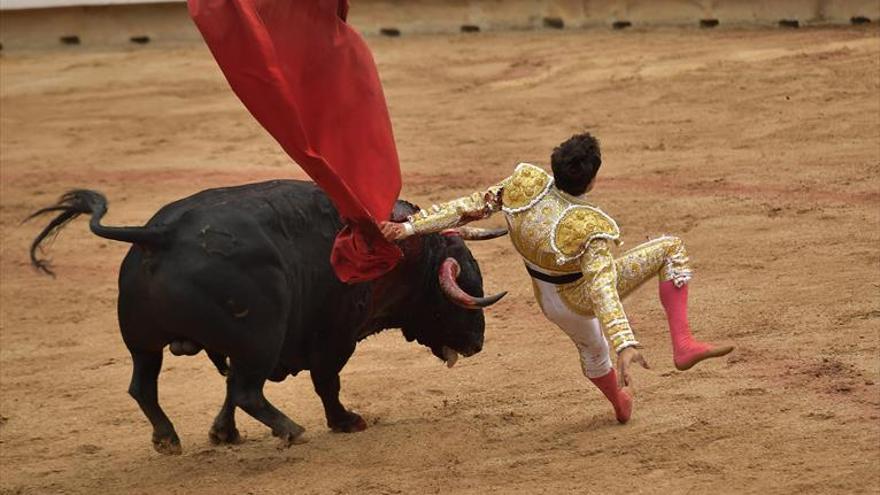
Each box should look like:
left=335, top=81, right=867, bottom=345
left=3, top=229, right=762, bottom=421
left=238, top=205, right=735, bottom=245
left=442, top=227, right=508, bottom=241
left=439, top=258, right=507, bottom=309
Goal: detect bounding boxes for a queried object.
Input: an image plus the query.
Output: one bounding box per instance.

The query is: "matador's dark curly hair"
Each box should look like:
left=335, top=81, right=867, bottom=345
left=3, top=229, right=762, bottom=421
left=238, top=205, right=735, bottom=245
left=550, top=133, right=601, bottom=196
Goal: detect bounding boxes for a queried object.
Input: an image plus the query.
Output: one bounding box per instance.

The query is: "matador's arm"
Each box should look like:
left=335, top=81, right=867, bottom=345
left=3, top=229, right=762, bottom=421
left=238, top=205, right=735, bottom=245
left=404, top=181, right=506, bottom=236
left=581, top=239, right=639, bottom=353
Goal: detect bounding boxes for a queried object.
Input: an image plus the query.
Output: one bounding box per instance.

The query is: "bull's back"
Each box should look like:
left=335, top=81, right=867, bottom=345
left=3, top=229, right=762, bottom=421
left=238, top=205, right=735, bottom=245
left=117, top=180, right=347, bottom=355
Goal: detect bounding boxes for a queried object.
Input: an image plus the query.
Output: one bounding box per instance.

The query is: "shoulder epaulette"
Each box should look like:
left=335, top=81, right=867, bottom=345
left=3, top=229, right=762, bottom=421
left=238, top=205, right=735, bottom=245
left=551, top=205, right=620, bottom=263
left=501, top=163, right=553, bottom=214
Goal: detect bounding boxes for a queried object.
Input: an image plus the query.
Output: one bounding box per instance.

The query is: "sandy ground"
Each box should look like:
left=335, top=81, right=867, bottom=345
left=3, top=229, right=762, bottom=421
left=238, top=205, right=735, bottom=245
left=1, top=26, right=879, bottom=494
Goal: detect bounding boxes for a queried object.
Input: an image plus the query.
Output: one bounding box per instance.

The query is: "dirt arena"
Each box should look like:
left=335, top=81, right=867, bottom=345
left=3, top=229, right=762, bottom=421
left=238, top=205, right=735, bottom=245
left=1, top=25, right=879, bottom=494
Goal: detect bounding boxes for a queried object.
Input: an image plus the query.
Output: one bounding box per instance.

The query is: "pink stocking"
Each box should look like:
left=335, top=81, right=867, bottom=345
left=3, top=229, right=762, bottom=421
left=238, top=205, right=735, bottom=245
left=589, top=369, right=633, bottom=424
left=659, top=281, right=733, bottom=370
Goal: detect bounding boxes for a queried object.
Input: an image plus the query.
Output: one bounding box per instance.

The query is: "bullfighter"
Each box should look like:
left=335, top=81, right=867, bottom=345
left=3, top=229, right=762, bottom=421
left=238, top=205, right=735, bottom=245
left=381, top=133, right=734, bottom=423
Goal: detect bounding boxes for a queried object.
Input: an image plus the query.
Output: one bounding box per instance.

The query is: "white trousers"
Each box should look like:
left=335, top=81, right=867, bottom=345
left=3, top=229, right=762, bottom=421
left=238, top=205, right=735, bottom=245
left=532, top=278, right=613, bottom=379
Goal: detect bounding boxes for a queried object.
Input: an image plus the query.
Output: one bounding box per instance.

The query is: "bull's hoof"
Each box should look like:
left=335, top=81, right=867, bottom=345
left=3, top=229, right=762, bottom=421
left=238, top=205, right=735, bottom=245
left=209, top=425, right=242, bottom=445
left=152, top=432, right=182, bottom=455
left=329, top=411, right=367, bottom=433
left=274, top=424, right=308, bottom=448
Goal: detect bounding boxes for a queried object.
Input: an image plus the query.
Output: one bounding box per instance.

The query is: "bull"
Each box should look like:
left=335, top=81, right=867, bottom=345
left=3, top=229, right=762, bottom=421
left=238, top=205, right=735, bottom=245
left=27, top=180, right=506, bottom=454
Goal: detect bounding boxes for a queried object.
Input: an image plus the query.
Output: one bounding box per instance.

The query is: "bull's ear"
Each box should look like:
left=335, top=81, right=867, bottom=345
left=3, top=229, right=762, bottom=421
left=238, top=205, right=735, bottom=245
left=442, top=227, right=508, bottom=241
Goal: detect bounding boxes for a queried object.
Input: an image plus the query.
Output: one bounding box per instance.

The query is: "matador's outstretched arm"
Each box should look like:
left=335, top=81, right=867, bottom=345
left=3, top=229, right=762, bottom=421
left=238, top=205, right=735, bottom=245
left=380, top=180, right=507, bottom=241
left=407, top=182, right=505, bottom=235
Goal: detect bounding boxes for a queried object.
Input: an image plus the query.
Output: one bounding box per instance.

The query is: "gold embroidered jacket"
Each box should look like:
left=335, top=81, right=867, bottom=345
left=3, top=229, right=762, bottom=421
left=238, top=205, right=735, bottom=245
left=407, top=163, right=638, bottom=352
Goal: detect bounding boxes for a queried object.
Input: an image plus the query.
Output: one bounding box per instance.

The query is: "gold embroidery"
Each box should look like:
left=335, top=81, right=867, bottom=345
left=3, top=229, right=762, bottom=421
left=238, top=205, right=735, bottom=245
left=400, top=161, right=693, bottom=354
left=555, top=236, right=694, bottom=351
left=579, top=239, right=633, bottom=351
left=501, top=163, right=553, bottom=212
left=504, top=189, right=582, bottom=273
left=616, top=236, right=692, bottom=293
left=408, top=183, right=504, bottom=234
left=552, top=206, right=620, bottom=261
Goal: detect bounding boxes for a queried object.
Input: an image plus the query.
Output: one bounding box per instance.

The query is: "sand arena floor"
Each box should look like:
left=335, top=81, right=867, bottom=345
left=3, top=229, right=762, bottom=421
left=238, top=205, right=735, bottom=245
left=1, top=26, right=879, bottom=494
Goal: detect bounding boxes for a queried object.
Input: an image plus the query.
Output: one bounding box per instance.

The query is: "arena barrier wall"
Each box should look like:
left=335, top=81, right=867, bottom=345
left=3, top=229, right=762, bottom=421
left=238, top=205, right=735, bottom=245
left=1, top=0, right=878, bottom=50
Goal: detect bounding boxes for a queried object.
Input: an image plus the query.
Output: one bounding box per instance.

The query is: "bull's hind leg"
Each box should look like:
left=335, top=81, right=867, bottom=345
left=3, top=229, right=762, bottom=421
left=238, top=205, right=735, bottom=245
left=227, top=362, right=306, bottom=447
left=128, top=350, right=181, bottom=455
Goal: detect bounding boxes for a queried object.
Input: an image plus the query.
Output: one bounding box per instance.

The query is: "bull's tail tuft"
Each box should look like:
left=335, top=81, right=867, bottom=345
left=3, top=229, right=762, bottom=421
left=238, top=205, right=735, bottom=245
left=25, top=189, right=167, bottom=276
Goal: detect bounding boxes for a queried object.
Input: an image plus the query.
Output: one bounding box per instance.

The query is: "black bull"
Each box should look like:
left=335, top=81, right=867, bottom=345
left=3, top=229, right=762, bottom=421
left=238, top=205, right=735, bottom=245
left=28, top=180, right=507, bottom=454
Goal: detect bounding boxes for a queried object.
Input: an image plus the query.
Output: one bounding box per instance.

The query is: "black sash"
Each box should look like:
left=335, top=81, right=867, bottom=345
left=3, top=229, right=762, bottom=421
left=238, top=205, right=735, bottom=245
left=525, top=264, right=583, bottom=285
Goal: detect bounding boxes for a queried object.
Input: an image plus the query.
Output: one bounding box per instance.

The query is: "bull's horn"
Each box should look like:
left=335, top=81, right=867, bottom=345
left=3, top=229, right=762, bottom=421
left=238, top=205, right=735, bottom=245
left=438, top=257, right=507, bottom=309
left=442, top=227, right=508, bottom=241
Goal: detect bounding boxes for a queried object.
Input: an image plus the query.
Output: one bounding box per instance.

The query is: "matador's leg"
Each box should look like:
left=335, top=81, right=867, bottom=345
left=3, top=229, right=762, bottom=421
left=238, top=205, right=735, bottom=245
left=613, top=236, right=733, bottom=370
left=531, top=280, right=632, bottom=424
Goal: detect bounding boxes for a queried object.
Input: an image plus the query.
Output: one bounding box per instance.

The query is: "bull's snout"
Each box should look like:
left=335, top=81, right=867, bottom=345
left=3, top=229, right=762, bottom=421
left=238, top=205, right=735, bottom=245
left=454, top=334, right=483, bottom=358
left=441, top=336, right=483, bottom=369
left=461, top=341, right=482, bottom=357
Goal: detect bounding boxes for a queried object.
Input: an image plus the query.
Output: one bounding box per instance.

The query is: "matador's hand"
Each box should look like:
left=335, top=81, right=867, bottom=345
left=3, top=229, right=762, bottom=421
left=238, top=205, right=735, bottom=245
left=617, top=347, right=650, bottom=388
left=379, top=221, right=411, bottom=242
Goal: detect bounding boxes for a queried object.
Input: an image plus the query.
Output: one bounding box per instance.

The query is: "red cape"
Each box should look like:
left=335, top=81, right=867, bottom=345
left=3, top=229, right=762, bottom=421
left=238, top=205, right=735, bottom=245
left=189, top=0, right=402, bottom=283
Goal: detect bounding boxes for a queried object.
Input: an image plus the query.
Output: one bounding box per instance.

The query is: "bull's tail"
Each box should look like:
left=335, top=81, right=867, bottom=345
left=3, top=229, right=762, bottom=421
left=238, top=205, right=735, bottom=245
left=26, top=189, right=167, bottom=276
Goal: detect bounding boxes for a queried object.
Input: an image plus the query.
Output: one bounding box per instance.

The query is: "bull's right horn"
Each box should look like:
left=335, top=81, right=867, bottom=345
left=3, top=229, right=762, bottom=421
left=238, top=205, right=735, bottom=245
left=439, top=257, right=507, bottom=309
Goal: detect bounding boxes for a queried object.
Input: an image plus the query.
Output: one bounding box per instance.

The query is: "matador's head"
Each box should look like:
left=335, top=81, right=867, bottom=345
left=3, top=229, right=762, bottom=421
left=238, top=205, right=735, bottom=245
left=551, top=132, right=602, bottom=196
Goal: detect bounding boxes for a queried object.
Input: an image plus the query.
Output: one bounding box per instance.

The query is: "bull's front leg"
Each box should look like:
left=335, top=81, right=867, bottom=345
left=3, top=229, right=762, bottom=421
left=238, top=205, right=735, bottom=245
left=208, top=395, right=242, bottom=445
left=310, top=368, right=367, bottom=433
